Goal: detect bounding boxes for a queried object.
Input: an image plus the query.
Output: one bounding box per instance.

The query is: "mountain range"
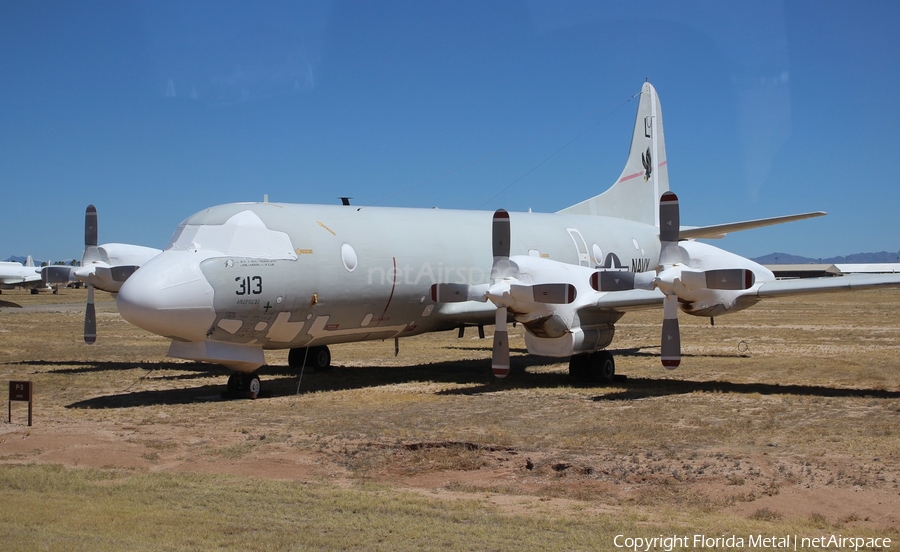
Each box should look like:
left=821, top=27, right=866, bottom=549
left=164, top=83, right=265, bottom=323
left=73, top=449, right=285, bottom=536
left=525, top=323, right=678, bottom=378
left=750, top=251, right=900, bottom=265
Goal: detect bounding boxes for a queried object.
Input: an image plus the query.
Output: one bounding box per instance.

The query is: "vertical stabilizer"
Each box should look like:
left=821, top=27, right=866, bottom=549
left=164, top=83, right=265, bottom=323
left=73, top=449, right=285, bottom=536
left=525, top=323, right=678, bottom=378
left=24, top=255, right=34, bottom=267
left=558, top=82, right=668, bottom=227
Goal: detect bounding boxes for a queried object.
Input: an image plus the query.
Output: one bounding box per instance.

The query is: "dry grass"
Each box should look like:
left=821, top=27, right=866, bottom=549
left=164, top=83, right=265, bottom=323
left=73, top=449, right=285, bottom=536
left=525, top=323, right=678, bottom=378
left=1, top=287, right=900, bottom=549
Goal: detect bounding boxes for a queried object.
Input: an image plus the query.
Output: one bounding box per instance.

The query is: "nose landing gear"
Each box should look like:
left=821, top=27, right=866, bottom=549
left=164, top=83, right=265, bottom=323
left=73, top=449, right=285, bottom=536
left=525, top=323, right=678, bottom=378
left=225, top=372, right=261, bottom=399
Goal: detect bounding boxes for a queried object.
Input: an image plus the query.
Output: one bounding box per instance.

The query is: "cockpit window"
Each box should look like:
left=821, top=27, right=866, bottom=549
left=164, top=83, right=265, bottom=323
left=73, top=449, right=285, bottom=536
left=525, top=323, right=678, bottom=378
left=167, top=210, right=297, bottom=260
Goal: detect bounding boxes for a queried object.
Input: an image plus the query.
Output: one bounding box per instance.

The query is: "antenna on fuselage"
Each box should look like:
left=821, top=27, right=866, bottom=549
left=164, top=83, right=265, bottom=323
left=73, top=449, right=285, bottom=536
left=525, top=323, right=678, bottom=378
left=340, top=197, right=352, bottom=206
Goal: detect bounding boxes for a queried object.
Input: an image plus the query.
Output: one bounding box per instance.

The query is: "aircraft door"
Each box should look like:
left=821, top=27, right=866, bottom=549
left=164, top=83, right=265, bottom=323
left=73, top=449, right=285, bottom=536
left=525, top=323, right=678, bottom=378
left=566, top=228, right=591, bottom=267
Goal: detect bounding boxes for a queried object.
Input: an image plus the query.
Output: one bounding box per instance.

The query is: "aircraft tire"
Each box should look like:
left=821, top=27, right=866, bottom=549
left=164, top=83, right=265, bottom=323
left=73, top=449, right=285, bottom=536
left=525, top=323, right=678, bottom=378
left=589, top=351, right=615, bottom=384
left=245, top=374, right=261, bottom=400
left=225, top=372, right=261, bottom=399
left=288, top=346, right=332, bottom=372
left=226, top=373, right=240, bottom=397
left=288, top=348, right=305, bottom=369
left=568, top=354, right=591, bottom=380
left=311, top=346, right=332, bottom=371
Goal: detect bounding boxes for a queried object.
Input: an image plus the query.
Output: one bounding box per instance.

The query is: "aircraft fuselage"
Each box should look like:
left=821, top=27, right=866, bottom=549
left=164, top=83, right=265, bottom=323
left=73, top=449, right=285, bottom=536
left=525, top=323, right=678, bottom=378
left=118, top=202, right=661, bottom=366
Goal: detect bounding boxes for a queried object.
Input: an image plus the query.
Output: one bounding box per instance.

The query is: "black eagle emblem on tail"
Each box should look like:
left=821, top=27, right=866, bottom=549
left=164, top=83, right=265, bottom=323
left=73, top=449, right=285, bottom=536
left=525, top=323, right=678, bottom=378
left=641, top=147, right=652, bottom=181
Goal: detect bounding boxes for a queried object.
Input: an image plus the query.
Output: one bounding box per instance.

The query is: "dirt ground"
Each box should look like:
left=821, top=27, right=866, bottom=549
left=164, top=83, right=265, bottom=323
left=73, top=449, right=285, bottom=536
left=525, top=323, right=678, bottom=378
left=1, top=287, right=899, bottom=533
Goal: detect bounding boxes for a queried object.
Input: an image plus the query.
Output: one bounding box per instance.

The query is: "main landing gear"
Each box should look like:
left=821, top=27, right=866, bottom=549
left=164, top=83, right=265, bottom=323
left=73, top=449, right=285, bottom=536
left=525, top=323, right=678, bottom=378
left=223, top=346, right=333, bottom=400
left=568, top=350, right=616, bottom=384
left=288, top=345, right=332, bottom=372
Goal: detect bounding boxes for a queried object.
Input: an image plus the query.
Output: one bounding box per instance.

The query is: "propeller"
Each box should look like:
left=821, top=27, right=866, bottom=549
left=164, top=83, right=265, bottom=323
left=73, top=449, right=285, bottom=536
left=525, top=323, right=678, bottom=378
left=658, top=192, right=681, bottom=367
left=591, top=192, right=755, bottom=368
left=431, top=209, right=576, bottom=378
left=490, top=210, right=512, bottom=377
left=42, top=204, right=158, bottom=344
left=82, top=205, right=99, bottom=344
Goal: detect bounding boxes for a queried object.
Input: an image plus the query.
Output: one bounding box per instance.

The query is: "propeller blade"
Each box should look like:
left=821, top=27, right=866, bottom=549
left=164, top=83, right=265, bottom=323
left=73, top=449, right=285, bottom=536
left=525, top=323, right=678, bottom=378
left=84, top=284, right=97, bottom=344
left=490, top=209, right=515, bottom=281
left=431, top=283, right=470, bottom=303
left=530, top=283, right=576, bottom=304
left=659, top=191, right=683, bottom=266
left=85, top=205, right=98, bottom=247
left=110, top=265, right=140, bottom=282
left=492, top=209, right=510, bottom=258
left=591, top=271, right=636, bottom=292
left=491, top=307, right=510, bottom=378
left=704, top=268, right=755, bottom=291
left=659, top=191, right=680, bottom=244
left=660, top=295, right=680, bottom=368
left=83, top=205, right=101, bottom=265
left=42, top=265, right=75, bottom=285
left=0, top=300, right=23, bottom=309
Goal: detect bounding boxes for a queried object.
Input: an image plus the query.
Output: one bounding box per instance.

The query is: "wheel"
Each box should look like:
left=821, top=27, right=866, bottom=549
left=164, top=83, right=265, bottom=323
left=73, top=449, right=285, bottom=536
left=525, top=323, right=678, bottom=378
left=589, top=350, right=615, bottom=384
left=311, top=346, right=331, bottom=371
left=226, top=372, right=261, bottom=399
left=288, top=345, right=332, bottom=371
left=244, top=374, right=261, bottom=399
left=568, top=354, right=591, bottom=380
left=226, top=373, right=240, bottom=396
left=288, top=347, right=305, bottom=368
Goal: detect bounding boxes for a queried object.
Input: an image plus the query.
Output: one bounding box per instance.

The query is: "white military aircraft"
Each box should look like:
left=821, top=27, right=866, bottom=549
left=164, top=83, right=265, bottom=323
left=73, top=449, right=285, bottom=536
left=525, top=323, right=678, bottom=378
left=108, top=82, right=900, bottom=397
left=0, top=256, right=47, bottom=294
left=42, top=205, right=161, bottom=343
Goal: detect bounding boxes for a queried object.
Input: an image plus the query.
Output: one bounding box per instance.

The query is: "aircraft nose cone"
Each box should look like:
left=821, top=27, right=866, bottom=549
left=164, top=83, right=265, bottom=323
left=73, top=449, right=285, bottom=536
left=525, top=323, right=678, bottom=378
left=117, top=251, right=216, bottom=342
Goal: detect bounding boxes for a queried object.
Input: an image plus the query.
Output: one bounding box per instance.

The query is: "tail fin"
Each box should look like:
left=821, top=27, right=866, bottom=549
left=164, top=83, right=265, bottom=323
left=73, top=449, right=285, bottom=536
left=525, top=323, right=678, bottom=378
left=557, top=81, right=669, bottom=227
left=24, top=255, right=34, bottom=267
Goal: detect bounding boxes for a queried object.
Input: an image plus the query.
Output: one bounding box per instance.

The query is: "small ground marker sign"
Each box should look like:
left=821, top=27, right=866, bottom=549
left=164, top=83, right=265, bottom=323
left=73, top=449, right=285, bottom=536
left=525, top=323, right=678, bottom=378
left=9, top=381, right=33, bottom=426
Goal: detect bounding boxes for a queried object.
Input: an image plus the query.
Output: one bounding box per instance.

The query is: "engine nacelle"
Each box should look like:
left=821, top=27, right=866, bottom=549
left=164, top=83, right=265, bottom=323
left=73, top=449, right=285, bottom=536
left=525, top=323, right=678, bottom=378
left=523, top=324, right=615, bottom=358
left=675, top=240, right=773, bottom=318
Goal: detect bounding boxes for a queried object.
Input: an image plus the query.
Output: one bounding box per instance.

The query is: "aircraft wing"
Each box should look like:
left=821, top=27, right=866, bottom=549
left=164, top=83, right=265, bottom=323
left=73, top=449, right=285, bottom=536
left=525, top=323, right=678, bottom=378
left=754, top=273, right=900, bottom=297
left=581, top=273, right=900, bottom=314
left=680, top=211, right=826, bottom=240
left=439, top=273, right=900, bottom=327
left=0, top=271, right=43, bottom=287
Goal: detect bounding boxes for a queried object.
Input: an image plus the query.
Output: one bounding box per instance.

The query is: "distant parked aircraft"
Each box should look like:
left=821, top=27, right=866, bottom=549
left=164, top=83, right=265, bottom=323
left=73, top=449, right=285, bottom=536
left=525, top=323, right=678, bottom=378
left=0, top=256, right=48, bottom=294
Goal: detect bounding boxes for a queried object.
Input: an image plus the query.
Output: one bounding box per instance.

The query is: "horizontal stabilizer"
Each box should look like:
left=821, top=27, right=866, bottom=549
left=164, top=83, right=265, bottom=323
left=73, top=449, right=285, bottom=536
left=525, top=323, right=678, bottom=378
left=680, top=212, right=826, bottom=240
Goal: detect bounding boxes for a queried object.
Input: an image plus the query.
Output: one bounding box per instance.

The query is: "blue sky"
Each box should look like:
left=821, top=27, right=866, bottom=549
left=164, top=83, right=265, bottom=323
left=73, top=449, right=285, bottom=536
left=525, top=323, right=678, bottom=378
left=2, top=0, right=898, bottom=262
